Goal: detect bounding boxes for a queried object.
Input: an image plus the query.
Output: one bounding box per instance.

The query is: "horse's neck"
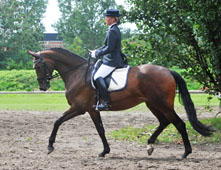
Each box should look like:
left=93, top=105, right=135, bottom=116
left=55, top=57, right=83, bottom=73
left=50, top=53, right=87, bottom=88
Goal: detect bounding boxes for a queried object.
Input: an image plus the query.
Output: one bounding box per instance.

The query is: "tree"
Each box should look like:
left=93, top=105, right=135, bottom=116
left=122, top=35, right=174, bottom=67
left=55, top=0, right=117, bottom=57
left=124, top=0, right=221, bottom=93
left=0, top=0, right=47, bottom=69
left=68, top=36, right=85, bottom=57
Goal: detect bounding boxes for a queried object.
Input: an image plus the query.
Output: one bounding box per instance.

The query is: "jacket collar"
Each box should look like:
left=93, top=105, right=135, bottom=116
left=109, top=23, right=117, bottom=29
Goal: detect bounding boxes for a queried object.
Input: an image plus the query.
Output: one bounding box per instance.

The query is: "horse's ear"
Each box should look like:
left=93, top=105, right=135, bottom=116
left=28, top=50, right=40, bottom=59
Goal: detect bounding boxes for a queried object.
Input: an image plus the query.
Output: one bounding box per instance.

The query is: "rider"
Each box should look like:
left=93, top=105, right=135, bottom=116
left=91, top=9, right=125, bottom=111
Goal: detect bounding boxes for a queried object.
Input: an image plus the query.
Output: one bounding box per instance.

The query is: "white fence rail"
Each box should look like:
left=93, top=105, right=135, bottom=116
left=0, top=91, right=65, bottom=94
left=0, top=90, right=205, bottom=94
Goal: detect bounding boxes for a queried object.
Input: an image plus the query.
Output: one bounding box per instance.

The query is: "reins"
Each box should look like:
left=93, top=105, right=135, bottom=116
left=85, top=51, right=92, bottom=83
left=35, top=52, right=87, bottom=81
left=57, top=61, right=87, bottom=79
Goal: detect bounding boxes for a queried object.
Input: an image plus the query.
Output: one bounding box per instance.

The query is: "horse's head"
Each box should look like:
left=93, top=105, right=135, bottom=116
left=28, top=50, right=54, bottom=91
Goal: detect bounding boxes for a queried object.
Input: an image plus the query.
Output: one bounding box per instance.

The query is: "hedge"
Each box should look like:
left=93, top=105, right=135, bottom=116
left=0, top=70, right=65, bottom=91
left=0, top=69, right=201, bottom=91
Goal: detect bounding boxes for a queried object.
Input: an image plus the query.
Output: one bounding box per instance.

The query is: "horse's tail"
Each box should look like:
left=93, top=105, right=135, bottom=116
left=169, top=70, right=214, bottom=136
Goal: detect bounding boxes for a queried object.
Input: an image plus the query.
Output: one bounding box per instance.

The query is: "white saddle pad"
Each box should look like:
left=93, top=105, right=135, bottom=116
left=107, top=66, right=130, bottom=92
left=91, top=65, right=130, bottom=92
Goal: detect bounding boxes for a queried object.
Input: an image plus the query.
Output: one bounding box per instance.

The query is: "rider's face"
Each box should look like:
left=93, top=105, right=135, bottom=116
left=105, top=16, right=116, bottom=26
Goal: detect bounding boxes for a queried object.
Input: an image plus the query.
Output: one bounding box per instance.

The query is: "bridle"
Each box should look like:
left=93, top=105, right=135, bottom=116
left=34, top=53, right=87, bottom=84
left=34, top=53, right=58, bottom=84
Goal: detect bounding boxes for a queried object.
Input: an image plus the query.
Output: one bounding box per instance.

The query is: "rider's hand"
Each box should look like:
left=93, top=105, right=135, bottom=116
left=91, top=50, right=96, bottom=58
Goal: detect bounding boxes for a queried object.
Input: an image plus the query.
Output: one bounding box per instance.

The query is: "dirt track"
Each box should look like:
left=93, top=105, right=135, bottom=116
left=0, top=107, right=220, bottom=170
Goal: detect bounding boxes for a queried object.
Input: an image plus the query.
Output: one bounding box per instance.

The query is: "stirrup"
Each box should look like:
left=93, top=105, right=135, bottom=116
left=97, top=101, right=110, bottom=111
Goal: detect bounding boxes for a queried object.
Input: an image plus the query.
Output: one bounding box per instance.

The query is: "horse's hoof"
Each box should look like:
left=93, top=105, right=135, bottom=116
left=208, top=125, right=216, bottom=132
left=181, top=154, right=187, bottom=159
left=98, top=151, right=108, bottom=157
left=98, top=152, right=105, bottom=157
left=147, top=144, right=154, bottom=156
left=98, top=148, right=110, bottom=157
left=181, top=151, right=191, bottom=159
left=47, top=146, right=54, bottom=155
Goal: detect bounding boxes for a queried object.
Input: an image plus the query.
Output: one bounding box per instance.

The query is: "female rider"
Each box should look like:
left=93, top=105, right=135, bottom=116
left=91, top=9, right=124, bottom=111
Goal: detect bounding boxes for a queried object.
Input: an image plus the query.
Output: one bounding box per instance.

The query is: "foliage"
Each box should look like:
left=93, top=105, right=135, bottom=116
left=108, top=117, right=221, bottom=144
left=0, top=70, right=65, bottom=91
left=171, top=66, right=202, bottom=90
left=56, top=0, right=118, bottom=56
left=123, top=0, right=221, bottom=94
left=0, top=0, right=47, bottom=70
left=0, top=70, right=38, bottom=91
left=122, top=37, right=173, bottom=67
left=67, top=36, right=87, bottom=57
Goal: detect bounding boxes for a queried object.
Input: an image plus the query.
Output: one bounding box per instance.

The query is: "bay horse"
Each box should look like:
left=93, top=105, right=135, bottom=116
left=28, top=48, right=214, bottom=159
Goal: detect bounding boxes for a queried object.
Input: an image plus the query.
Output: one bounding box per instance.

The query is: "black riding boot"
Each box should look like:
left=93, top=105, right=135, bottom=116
left=95, top=77, right=110, bottom=111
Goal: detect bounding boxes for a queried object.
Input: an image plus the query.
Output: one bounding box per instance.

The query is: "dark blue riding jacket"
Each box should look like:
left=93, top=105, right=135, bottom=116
left=95, top=24, right=124, bottom=68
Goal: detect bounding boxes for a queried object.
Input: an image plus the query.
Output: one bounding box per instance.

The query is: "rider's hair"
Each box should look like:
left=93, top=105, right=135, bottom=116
left=115, top=17, right=120, bottom=25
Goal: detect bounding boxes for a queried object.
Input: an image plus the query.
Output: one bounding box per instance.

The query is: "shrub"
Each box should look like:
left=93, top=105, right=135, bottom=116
left=0, top=70, right=65, bottom=91
left=0, top=69, right=201, bottom=91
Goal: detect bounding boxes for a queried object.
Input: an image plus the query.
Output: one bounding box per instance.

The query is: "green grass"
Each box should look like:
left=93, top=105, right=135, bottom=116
left=0, top=94, right=69, bottom=111
left=0, top=93, right=219, bottom=111
left=126, top=93, right=220, bottom=113
left=108, top=117, right=221, bottom=144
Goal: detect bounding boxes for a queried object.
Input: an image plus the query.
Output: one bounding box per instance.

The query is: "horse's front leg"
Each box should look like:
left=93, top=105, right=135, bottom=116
left=89, top=111, right=110, bottom=157
left=48, top=108, right=85, bottom=154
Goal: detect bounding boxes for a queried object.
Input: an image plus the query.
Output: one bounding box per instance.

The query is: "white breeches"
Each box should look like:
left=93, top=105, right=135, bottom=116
left=94, top=64, right=116, bottom=80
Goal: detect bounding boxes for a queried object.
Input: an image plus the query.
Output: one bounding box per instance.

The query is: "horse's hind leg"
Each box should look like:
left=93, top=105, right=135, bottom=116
left=146, top=103, right=192, bottom=158
left=171, top=112, right=192, bottom=159
left=89, top=111, right=110, bottom=157
left=145, top=103, right=170, bottom=155
left=161, top=107, right=192, bottom=159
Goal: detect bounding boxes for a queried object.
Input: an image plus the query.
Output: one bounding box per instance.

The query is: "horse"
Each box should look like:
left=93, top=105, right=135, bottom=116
left=28, top=48, right=214, bottom=159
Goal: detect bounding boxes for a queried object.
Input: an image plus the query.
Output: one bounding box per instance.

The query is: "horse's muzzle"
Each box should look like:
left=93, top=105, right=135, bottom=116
left=39, top=87, right=48, bottom=91
left=39, top=82, right=50, bottom=91
left=37, top=78, right=50, bottom=91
